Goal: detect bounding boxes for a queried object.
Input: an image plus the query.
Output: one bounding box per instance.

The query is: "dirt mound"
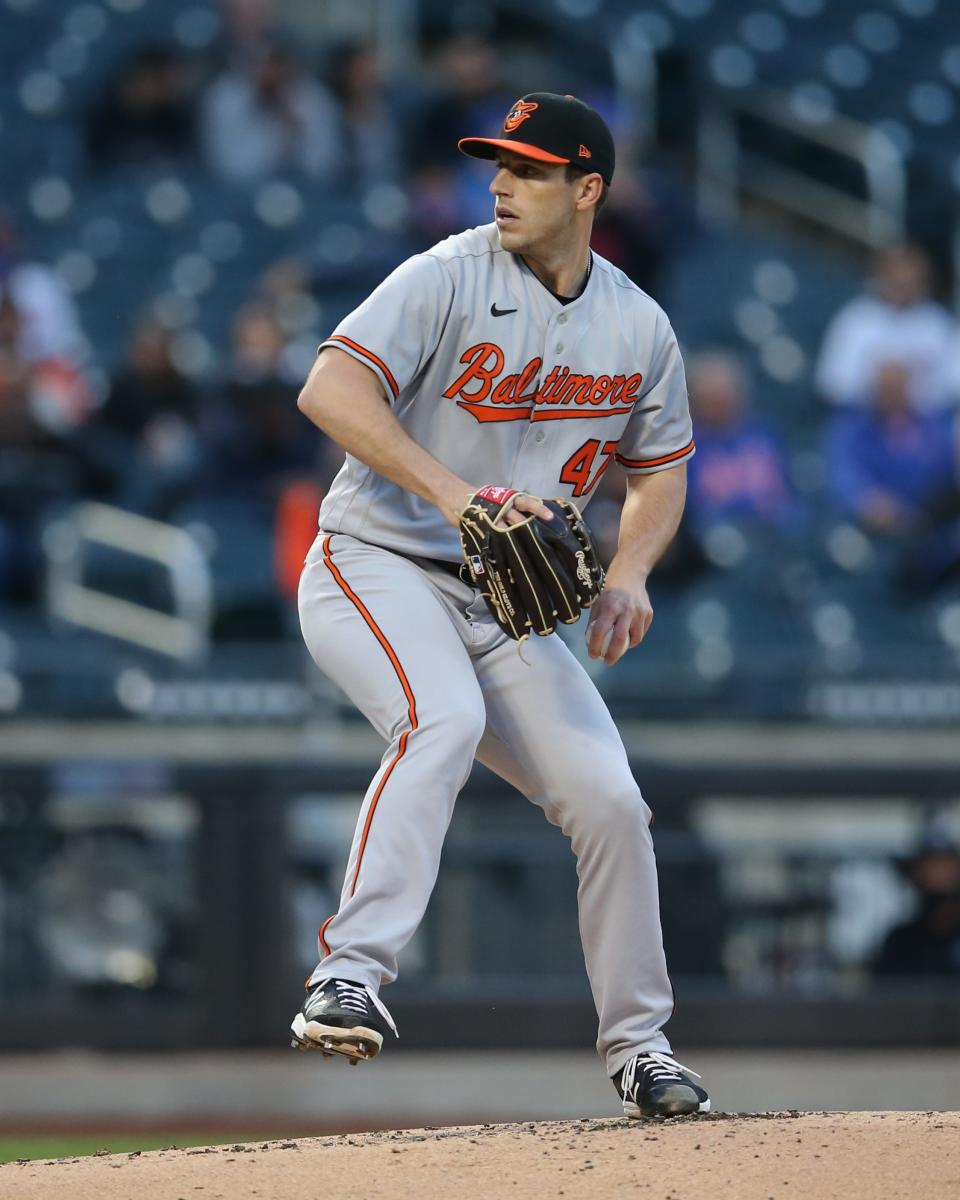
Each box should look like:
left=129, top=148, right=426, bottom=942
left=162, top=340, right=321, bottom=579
left=4, top=1111, right=957, bottom=1199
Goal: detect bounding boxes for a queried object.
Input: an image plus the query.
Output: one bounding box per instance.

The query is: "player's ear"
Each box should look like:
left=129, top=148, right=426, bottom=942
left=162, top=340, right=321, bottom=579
left=575, top=172, right=604, bottom=211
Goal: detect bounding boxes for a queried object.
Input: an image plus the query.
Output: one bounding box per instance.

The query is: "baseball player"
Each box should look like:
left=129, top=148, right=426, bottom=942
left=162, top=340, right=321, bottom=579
left=291, top=93, right=710, bottom=1120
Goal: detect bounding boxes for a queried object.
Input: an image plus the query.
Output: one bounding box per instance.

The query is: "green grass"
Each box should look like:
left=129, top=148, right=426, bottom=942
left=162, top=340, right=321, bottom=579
left=0, top=1132, right=301, bottom=1164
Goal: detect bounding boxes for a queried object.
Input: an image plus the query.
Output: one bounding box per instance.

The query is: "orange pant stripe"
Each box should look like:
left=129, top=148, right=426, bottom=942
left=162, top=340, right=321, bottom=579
left=315, top=535, right=419, bottom=959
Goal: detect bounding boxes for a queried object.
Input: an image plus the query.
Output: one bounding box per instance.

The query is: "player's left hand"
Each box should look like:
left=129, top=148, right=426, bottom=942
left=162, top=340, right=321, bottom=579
left=585, top=577, right=653, bottom=666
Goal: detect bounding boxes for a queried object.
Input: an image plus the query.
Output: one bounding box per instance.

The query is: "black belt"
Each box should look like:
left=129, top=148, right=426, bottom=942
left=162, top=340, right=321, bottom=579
left=322, top=531, right=473, bottom=585
left=398, top=550, right=471, bottom=586
left=432, top=557, right=466, bottom=581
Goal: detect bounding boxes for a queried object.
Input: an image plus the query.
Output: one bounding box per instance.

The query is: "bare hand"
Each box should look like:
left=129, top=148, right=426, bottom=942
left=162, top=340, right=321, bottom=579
left=502, top=492, right=554, bottom=526
left=585, top=581, right=653, bottom=666
left=441, top=485, right=554, bottom=528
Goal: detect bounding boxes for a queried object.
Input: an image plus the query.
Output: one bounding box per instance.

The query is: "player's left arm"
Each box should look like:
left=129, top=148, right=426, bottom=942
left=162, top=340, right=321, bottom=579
left=585, top=463, right=687, bottom=666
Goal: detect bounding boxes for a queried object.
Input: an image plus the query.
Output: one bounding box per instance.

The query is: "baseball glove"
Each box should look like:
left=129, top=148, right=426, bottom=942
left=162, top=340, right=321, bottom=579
left=458, top=485, right=604, bottom=641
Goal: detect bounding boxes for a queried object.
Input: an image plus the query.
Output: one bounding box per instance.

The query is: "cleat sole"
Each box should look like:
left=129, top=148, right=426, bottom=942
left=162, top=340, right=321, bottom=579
left=290, top=1013, right=383, bottom=1061
left=623, top=1097, right=711, bottom=1119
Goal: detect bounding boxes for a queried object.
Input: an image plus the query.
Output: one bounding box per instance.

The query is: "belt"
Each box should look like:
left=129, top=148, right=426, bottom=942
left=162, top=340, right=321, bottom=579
left=432, top=558, right=466, bottom=581
left=399, top=550, right=472, bottom=587
left=321, top=531, right=474, bottom=587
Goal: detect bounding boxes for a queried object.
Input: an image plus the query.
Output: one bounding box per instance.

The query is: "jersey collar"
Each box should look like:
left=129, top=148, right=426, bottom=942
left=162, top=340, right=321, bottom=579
left=516, top=251, right=594, bottom=309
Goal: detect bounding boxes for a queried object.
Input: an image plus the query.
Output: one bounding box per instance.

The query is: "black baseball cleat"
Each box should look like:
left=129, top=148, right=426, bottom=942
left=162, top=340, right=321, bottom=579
left=290, top=978, right=398, bottom=1064
left=613, top=1051, right=711, bottom=1118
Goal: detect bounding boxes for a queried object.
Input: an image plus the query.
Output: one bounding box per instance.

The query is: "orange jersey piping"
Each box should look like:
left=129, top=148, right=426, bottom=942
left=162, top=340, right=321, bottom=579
left=615, top=439, right=695, bottom=469
left=327, top=334, right=400, bottom=401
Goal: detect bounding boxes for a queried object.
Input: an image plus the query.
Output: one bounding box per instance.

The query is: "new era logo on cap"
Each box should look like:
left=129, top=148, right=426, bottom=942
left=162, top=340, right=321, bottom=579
left=457, top=92, right=615, bottom=185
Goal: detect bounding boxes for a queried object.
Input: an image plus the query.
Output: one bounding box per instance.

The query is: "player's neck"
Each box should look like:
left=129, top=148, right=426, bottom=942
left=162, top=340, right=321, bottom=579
left=520, top=234, right=592, bottom=300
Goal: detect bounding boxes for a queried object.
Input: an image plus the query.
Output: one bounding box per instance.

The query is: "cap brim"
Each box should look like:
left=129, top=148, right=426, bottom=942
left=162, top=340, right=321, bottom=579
left=457, top=137, right=571, bottom=166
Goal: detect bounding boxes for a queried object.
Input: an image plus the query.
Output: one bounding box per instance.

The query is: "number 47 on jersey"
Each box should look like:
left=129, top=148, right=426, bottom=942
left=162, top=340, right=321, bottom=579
left=560, top=439, right=618, bottom=497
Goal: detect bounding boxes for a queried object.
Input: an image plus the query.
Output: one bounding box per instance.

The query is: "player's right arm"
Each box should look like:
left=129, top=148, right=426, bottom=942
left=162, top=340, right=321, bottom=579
left=299, top=348, right=473, bottom=527
left=298, top=349, right=553, bottom=528
left=297, top=252, right=551, bottom=529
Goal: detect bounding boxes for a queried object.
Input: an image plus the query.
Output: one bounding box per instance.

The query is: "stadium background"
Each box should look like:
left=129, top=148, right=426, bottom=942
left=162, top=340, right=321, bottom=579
left=0, top=0, right=958, bottom=1153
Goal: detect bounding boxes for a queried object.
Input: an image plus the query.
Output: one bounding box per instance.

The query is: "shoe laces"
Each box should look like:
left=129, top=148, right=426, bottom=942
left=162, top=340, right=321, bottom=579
left=314, top=978, right=399, bottom=1037
left=622, top=1051, right=700, bottom=1094
left=334, top=980, right=370, bottom=1015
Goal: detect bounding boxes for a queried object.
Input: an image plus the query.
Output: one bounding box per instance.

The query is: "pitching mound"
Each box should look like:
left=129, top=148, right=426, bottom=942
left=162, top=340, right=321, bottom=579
left=4, top=1111, right=958, bottom=1200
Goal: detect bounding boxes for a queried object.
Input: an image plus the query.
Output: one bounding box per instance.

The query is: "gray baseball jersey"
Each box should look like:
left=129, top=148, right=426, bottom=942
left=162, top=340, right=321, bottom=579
left=297, top=221, right=694, bottom=1078
left=317, top=222, right=694, bottom=559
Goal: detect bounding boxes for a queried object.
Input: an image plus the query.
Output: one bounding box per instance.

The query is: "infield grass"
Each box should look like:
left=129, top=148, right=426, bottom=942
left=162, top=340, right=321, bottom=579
left=0, top=1132, right=308, bottom=1163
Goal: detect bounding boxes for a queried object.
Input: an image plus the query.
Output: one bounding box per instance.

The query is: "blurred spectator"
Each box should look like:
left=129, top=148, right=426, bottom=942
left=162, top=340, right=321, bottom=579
left=685, top=351, right=797, bottom=532
left=210, top=303, right=321, bottom=501
left=81, top=317, right=205, bottom=516
left=591, top=166, right=696, bottom=295
left=327, top=42, right=402, bottom=186
left=274, top=478, right=324, bottom=601
left=585, top=461, right=625, bottom=569
left=0, top=211, right=84, bottom=363
left=405, top=164, right=464, bottom=248
left=874, top=828, right=960, bottom=978
left=0, top=292, right=92, bottom=602
left=200, top=41, right=340, bottom=184
left=0, top=293, right=91, bottom=442
left=85, top=44, right=197, bottom=171
left=587, top=463, right=706, bottom=587
left=408, top=35, right=510, bottom=237
left=815, top=243, right=957, bottom=412
left=411, top=36, right=504, bottom=173
left=255, top=257, right=323, bottom=341
left=825, top=361, right=960, bottom=594
left=824, top=361, right=957, bottom=536
left=219, top=0, right=274, bottom=68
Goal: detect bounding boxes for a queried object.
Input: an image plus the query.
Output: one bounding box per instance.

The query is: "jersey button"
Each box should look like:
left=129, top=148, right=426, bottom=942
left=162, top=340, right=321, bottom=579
left=555, top=343, right=564, bottom=353
left=535, top=430, right=545, bottom=442
left=557, top=313, right=568, bottom=325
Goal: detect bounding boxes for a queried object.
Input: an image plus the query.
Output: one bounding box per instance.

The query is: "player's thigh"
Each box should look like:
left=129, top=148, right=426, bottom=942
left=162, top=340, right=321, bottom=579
left=299, top=533, right=485, bottom=745
left=474, top=632, right=646, bottom=823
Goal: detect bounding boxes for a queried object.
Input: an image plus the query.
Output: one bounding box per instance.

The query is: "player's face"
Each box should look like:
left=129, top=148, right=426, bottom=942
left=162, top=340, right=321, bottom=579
left=490, top=152, right=582, bottom=253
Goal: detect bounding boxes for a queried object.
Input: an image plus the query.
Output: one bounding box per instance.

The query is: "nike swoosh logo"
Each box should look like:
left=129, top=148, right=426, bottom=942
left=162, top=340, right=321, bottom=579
left=491, top=303, right=518, bottom=317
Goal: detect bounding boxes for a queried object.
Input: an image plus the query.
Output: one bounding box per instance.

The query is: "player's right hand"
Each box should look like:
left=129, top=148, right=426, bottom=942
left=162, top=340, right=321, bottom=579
left=585, top=576, right=653, bottom=666
left=501, top=492, right=555, bottom=526
left=444, top=483, right=554, bottom=529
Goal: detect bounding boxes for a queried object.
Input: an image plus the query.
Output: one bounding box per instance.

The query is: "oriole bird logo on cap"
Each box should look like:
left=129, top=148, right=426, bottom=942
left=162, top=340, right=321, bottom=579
left=503, top=99, right=538, bottom=132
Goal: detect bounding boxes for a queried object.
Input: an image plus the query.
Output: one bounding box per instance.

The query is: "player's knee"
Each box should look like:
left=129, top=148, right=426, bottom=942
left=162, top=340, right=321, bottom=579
left=422, top=695, right=486, bottom=756
left=564, top=779, right=652, bottom=834
left=608, top=787, right=653, bottom=830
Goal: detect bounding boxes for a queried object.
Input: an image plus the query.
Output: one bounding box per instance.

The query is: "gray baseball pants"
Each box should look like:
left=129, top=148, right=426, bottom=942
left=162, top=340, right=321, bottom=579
left=298, top=529, right=674, bottom=1076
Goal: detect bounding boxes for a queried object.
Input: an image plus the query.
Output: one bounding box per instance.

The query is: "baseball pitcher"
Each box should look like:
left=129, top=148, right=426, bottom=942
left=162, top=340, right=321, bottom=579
left=291, top=93, right=710, bottom=1119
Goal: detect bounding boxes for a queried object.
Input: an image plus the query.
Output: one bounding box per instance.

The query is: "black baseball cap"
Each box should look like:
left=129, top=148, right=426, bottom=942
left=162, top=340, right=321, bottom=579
left=458, top=92, right=615, bottom=185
